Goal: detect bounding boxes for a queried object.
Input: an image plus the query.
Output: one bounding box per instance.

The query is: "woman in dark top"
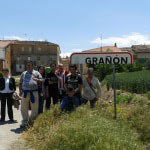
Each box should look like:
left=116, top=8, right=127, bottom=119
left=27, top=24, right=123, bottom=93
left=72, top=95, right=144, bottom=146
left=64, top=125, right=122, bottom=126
left=0, top=68, right=16, bottom=122
left=38, top=65, right=45, bottom=114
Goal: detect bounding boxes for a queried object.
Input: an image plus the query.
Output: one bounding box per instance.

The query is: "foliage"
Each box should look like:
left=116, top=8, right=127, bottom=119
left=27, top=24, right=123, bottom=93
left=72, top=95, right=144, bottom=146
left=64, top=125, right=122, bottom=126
left=104, top=70, right=150, bottom=93
left=94, top=62, right=144, bottom=81
left=24, top=105, right=145, bottom=150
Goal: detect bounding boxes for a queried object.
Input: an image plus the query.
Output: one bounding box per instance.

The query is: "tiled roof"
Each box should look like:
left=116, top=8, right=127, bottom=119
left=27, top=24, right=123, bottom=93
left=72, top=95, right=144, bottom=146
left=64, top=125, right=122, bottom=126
left=0, top=40, right=59, bottom=48
left=0, top=40, right=17, bottom=48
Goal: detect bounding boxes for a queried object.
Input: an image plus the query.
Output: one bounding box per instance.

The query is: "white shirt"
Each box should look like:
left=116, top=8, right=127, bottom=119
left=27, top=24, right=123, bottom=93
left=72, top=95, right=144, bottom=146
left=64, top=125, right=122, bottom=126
left=82, top=76, right=101, bottom=101
left=0, top=76, right=14, bottom=93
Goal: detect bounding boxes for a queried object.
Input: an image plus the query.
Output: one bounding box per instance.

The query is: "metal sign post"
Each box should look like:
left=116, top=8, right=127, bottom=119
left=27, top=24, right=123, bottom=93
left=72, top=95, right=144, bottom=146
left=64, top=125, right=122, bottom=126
left=113, top=64, right=117, bottom=119
left=70, top=52, right=133, bottom=119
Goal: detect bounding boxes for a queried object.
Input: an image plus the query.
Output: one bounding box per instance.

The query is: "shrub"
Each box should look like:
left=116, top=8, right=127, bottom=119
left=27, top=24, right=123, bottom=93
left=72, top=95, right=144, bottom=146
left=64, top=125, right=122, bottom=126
left=104, top=70, right=150, bottom=93
left=24, top=105, right=145, bottom=150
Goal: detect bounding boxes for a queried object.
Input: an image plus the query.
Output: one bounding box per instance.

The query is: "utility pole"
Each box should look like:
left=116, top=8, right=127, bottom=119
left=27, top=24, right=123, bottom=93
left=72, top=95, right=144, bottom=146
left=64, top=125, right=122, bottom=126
left=100, top=34, right=102, bottom=52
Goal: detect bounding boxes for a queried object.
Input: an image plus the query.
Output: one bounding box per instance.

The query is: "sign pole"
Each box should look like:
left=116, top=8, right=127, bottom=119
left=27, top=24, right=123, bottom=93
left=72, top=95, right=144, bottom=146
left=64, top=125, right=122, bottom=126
left=113, top=64, right=117, bottom=119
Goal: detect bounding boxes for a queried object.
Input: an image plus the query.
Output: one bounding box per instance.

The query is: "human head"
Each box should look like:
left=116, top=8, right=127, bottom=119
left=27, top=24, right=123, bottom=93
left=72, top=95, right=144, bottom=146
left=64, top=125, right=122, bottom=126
left=2, top=68, right=9, bottom=77
left=87, top=67, right=94, bottom=78
left=69, top=64, right=77, bottom=75
left=58, top=63, right=64, bottom=72
left=38, top=65, right=45, bottom=76
left=26, top=61, right=33, bottom=72
left=50, top=63, right=56, bottom=72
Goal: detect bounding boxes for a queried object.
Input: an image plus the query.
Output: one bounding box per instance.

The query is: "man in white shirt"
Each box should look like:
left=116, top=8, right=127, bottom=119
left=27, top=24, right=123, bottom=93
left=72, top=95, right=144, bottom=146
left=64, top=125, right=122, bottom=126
left=82, top=68, right=101, bottom=108
left=0, top=68, right=16, bottom=122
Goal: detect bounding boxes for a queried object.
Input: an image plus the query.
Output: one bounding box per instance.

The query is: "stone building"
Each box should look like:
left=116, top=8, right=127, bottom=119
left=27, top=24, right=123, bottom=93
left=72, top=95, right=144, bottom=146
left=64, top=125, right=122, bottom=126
left=0, top=40, right=60, bottom=75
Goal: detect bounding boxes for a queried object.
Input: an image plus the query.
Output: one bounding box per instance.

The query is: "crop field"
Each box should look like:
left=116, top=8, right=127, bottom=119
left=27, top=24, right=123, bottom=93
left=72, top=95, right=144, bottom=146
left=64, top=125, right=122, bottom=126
left=104, top=70, right=150, bottom=93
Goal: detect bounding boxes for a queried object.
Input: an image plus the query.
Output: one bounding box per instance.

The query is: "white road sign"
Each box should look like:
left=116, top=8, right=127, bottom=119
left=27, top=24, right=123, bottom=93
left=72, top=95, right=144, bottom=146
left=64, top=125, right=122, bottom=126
left=70, top=52, right=133, bottom=64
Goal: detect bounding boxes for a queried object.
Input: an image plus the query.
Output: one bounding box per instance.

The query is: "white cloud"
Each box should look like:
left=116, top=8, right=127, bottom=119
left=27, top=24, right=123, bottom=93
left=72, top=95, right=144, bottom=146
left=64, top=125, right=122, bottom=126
left=3, top=36, right=29, bottom=41
left=61, top=48, right=82, bottom=58
left=91, top=33, right=150, bottom=47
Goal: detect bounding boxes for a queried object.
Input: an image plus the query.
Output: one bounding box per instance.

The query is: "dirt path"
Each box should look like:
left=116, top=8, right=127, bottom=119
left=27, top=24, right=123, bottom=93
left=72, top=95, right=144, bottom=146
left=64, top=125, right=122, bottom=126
left=0, top=103, right=27, bottom=150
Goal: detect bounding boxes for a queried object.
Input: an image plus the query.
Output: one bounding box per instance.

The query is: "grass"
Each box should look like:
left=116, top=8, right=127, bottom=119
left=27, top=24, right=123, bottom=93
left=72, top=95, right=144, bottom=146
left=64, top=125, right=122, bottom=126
left=104, top=70, right=150, bottom=93
left=23, top=103, right=147, bottom=150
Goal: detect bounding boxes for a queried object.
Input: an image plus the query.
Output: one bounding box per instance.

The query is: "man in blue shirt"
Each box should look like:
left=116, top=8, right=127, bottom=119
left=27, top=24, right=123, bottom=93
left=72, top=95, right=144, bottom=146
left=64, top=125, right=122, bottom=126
left=19, top=61, right=42, bottom=128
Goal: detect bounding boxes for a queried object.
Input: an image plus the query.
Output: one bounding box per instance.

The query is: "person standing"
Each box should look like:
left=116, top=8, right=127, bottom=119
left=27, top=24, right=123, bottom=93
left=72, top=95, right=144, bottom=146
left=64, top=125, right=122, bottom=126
left=19, top=61, right=42, bottom=127
left=38, top=65, right=45, bottom=114
left=0, top=68, right=16, bottom=122
left=65, top=64, right=83, bottom=105
left=56, top=64, right=67, bottom=102
left=45, top=63, right=59, bottom=110
left=82, top=68, right=101, bottom=108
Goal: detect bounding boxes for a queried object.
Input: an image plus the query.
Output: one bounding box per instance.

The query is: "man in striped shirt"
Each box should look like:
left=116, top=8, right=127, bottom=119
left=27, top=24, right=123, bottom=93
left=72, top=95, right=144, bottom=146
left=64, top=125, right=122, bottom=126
left=56, top=64, right=67, bottom=102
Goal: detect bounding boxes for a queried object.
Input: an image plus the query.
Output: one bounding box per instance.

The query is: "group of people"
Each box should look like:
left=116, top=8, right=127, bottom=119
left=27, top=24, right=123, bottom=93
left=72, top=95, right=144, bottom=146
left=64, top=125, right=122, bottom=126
left=0, top=61, right=101, bottom=128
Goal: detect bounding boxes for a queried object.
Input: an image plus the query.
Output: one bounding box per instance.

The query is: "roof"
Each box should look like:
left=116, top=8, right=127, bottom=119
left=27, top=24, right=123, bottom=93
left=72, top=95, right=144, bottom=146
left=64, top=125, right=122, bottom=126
left=0, top=40, right=59, bottom=49
left=120, top=47, right=132, bottom=52
left=83, top=46, right=121, bottom=52
left=0, top=40, right=17, bottom=48
left=132, top=45, right=150, bottom=53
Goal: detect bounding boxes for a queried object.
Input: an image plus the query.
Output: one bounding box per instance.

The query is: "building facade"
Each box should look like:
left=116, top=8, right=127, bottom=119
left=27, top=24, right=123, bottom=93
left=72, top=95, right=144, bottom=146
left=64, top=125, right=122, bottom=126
left=0, top=40, right=60, bottom=75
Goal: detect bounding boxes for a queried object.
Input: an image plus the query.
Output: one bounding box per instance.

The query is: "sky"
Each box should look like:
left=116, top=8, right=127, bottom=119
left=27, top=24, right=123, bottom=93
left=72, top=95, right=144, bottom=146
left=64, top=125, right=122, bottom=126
left=0, top=0, right=150, bottom=57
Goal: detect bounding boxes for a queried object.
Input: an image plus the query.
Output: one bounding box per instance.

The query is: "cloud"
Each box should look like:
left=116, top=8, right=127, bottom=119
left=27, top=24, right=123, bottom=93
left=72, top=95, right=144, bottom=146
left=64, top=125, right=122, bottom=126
left=61, top=48, right=82, bottom=58
left=91, top=33, right=150, bottom=47
left=3, top=36, right=29, bottom=41
left=3, top=36, right=45, bottom=41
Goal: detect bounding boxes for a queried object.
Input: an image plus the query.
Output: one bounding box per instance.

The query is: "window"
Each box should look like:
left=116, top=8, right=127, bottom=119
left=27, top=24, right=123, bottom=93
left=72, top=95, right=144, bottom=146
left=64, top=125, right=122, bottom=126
left=29, top=47, right=32, bottom=52
left=28, top=56, right=31, bottom=61
left=22, top=47, right=24, bottom=52
left=37, top=56, right=40, bottom=61
left=38, top=47, right=42, bottom=51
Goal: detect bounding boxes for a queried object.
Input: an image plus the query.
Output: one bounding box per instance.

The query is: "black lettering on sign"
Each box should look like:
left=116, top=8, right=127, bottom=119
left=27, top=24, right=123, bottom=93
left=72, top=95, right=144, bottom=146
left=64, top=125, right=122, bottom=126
left=92, top=57, right=98, bottom=65
left=99, top=57, right=104, bottom=64
left=121, top=57, right=128, bottom=64
left=113, top=57, right=120, bottom=64
left=85, top=57, right=91, bottom=64
left=105, top=56, right=112, bottom=64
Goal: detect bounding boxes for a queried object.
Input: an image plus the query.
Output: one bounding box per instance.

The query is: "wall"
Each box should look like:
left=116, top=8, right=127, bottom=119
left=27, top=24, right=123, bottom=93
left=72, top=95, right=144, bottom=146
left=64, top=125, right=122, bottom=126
left=10, top=43, right=59, bottom=75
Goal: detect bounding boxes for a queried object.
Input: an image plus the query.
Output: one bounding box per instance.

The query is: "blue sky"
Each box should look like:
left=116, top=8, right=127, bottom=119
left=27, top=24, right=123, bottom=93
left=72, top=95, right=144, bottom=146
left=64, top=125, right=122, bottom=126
left=1, top=0, right=150, bottom=56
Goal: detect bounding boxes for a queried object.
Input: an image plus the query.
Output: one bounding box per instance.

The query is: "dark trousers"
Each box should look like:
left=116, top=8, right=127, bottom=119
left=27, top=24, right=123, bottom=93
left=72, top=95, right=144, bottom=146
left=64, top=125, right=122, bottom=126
left=0, top=93, right=13, bottom=121
left=38, top=95, right=44, bottom=114
left=46, top=94, right=58, bottom=110
left=82, top=97, right=97, bottom=108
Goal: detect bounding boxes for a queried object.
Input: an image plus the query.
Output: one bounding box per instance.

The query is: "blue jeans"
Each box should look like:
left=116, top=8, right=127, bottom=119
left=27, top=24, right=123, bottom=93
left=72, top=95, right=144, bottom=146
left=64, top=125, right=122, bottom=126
left=60, top=96, right=79, bottom=111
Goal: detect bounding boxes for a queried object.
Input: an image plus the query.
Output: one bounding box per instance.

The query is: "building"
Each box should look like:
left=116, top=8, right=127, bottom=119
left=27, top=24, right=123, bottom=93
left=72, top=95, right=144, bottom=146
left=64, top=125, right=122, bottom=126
left=80, top=44, right=122, bottom=74
left=61, top=57, right=70, bottom=71
left=0, top=40, right=60, bottom=75
left=83, top=45, right=121, bottom=53
left=131, top=45, right=150, bottom=63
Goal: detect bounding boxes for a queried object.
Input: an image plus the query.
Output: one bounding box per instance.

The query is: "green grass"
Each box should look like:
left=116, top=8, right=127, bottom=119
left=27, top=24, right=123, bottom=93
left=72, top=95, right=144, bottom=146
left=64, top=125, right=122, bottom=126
left=23, top=104, right=146, bottom=150
left=104, top=70, right=150, bottom=93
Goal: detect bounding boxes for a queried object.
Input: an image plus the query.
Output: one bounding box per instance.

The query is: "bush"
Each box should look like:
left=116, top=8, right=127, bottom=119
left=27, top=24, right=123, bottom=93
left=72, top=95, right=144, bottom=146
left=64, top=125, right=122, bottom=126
left=24, top=105, right=145, bottom=150
left=94, top=62, right=144, bottom=81
left=104, top=70, right=150, bottom=93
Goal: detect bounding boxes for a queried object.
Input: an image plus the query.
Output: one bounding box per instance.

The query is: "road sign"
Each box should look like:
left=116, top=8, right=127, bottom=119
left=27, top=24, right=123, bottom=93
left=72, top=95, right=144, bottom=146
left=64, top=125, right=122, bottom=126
left=70, top=51, right=133, bottom=120
left=70, top=52, right=133, bottom=64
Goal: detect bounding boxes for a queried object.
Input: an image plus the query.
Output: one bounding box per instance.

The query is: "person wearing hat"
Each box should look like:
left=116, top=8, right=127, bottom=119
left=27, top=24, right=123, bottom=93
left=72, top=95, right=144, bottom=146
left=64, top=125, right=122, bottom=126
left=82, top=67, right=101, bottom=108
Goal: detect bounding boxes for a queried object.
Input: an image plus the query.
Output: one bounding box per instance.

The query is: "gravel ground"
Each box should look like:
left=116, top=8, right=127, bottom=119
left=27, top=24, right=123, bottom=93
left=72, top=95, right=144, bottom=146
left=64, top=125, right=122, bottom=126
left=0, top=89, right=33, bottom=150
